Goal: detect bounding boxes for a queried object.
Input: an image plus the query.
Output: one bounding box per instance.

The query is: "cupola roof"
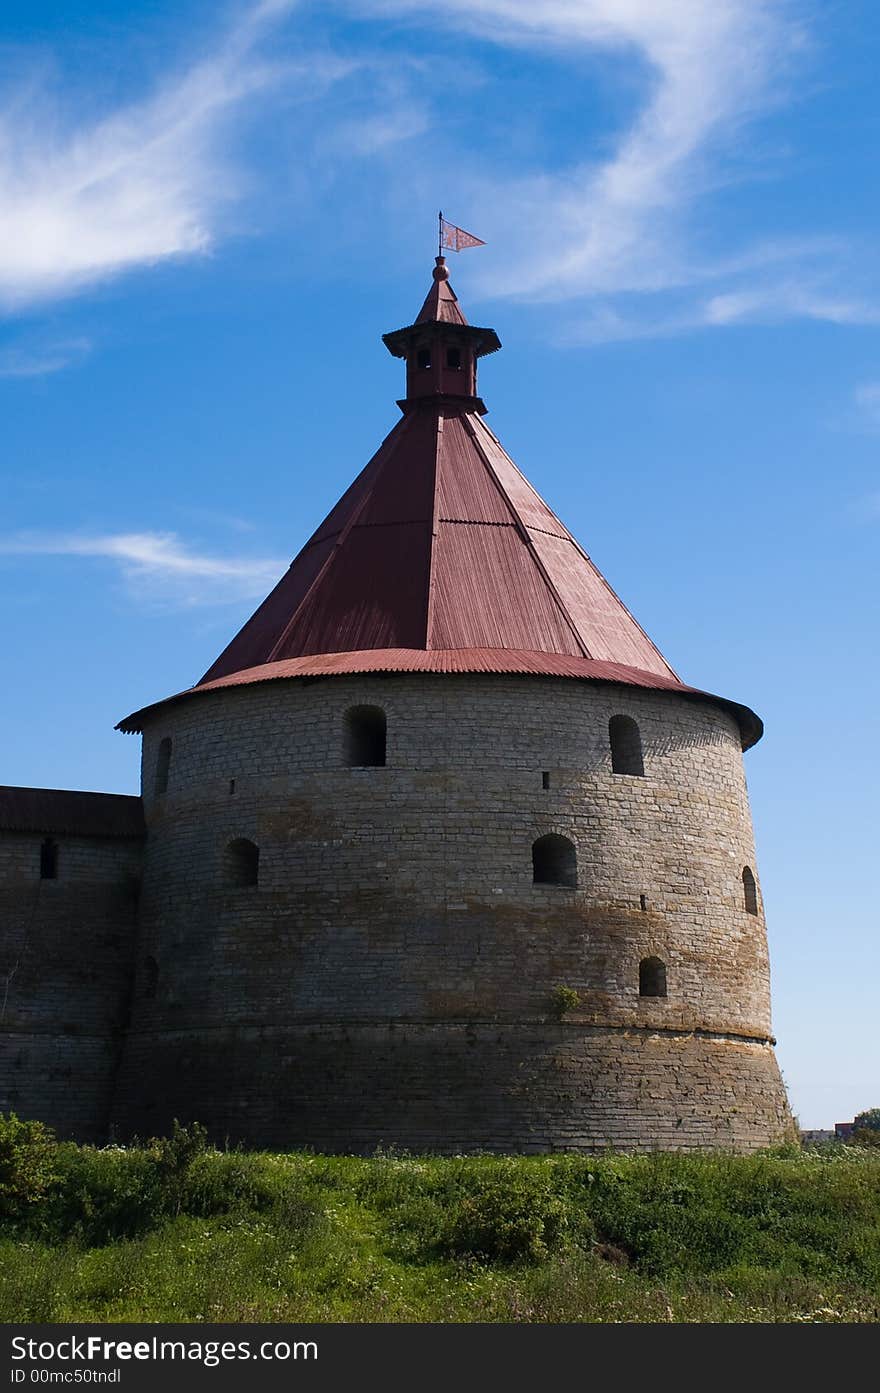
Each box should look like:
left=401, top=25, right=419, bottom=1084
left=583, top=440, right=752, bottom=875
left=119, top=263, right=761, bottom=748
left=415, top=254, right=469, bottom=325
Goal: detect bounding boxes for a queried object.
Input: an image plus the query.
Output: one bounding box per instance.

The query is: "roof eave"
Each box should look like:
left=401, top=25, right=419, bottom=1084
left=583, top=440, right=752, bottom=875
left=382, top=324, right=502, bottom=359
left=116, top=649, right=762, bottom=751
left=395, top=393, right=488, bottom=416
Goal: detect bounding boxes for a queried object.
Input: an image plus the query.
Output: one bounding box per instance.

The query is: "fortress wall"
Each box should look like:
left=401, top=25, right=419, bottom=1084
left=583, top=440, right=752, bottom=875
left=115, top=1025, right=791, bottom=1154
left=0, top=832, right=142, bottom=1141
left=112, top=673, right=790, bottom=1151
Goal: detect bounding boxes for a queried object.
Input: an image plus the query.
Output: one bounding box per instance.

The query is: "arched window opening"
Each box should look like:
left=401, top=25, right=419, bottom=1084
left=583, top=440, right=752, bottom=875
left=224, top=838, right=259, bottom=888
left=417, top=347, right=431, bottom=370
left=446, top=346, right=462, bottom=370
left=39, top=838, right=58, bottom=880
left=639, top=956, right=667, bottom=998
left=344, top=705, right=386, bottom=767
left=155, top=737, right=172, bottom=796
left=532, top=834, right=577, bottom=889
left=742, top=866, right=758, bottom=915
left=143, top=955, right=159, bottom=999
left=609, top=715, right=644, bottom=776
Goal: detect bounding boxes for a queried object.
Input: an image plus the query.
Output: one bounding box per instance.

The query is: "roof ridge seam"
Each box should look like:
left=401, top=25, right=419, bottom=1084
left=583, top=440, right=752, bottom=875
left=471, top=417, right=681, bottom=683
left=437, top=517, right=516, bottom=527
left=451, top=412, right=522, bottom=533
left=264, top=414, right=415, bottom=666
left=332, top=518, right=436, bottom=530
left=525, top=524, right=573, bottom=539
left=462, top=415, right=593, bottom=661
left=197, top=415, right=413, bottom=684
left=424, top=413, right=443, bottom=649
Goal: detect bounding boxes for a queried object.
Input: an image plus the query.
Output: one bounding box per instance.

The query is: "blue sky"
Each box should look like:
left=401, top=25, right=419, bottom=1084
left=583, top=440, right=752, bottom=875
left=1, top=0, right=877, bottom=1129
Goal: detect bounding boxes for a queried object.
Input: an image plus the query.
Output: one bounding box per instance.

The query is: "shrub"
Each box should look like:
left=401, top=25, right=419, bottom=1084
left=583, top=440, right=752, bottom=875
left=33, top=1136, right=323, bottom=1246
left=31, top=1122, right=212, bottom=1243
left=149, top=1121, right=209, bottom=1180
left=851, top=1109, right=880, bottom=1146
left=433, top=1163, right=594, bottom=1265
left=549, top=986, right=580, bottom=1020
left=0, top=1113, right=58, bottom=1220
left=43, top=1145, right=162, bottom=1244
left=148, top=1120, right=212, bottom=1218
left=853, top=1109, right=880, bottom=1133
left=850, top=1128, right=880, bottom=1149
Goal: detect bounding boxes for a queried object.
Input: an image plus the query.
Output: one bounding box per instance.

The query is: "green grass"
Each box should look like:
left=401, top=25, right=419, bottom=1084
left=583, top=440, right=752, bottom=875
left=2, top=1141, right=879, bottom=1323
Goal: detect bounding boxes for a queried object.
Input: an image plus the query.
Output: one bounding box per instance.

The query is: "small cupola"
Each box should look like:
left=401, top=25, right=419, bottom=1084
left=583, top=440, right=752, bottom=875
left=382, top=256, right=501, bottom=414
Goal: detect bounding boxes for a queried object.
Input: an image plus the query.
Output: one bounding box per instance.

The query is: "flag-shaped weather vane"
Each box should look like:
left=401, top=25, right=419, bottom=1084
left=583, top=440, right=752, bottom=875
left=439, top=211, right=485, bottom=256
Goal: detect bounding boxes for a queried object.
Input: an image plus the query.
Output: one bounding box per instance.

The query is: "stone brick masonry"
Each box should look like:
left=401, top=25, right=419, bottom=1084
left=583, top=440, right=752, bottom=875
left=0, top=833, right=142, bottom=1141
left=98, top=671, right=792, bottom=1152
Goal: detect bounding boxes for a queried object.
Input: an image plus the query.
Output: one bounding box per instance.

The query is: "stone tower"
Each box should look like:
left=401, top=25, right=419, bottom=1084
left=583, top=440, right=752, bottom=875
left=112, top=259, right=792, bottom=1152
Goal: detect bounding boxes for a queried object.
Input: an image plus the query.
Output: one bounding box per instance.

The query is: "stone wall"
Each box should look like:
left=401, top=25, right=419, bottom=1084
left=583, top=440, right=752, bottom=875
left=112, top=673, right=792, bottom=1151
left=0, top=831, right=142, bottom=1141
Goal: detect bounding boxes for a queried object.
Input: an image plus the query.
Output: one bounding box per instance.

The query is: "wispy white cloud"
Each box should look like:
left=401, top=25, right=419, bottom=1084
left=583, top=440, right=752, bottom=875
left=565, top=292, right=880, bottom=345
left=704, top=284, right=880, bottom=328
left=2, top=0, right=875, bottom=344
left=0, top=336, right=92, bottom=377
left=328, top=106, right=429, bottom=156
left=0, top=530, right=286, bottom=606
left=349, top=1, right=879, bottom=338
left=351, top=2, right=793, bottom=289
left=0, top=0, right=349, bottom=311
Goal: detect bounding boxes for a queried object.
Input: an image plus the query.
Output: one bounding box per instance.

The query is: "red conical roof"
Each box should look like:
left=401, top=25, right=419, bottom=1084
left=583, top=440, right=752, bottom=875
left=118, top=264, right=761, bottom=748
left=198, top=408, right=677, bottom=682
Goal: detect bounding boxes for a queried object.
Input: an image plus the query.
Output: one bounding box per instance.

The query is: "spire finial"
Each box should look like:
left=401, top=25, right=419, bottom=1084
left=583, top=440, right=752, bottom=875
left=433, top=255, right=449, bottom=282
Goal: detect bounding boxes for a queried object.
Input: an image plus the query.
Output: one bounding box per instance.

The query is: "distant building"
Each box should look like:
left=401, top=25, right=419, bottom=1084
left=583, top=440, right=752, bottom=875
left=0, top=258, right=795, bottom=1154
left=800, top=1130, right=836, bottom=1146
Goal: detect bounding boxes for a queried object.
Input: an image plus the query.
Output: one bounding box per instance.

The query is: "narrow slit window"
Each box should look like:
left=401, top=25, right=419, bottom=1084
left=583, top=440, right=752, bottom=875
left=542, top=771, right=550, bottom=790
left=155, top=737, right=172, bottom=796
left=344, top=706, right=386, bottom=767
left=446, top=347, right=462, bottom=370
left=417, top=347, right=431, bottom=370
left=742, top=866, right=758, bottom=915
left=639, top=956, right=667, bottom=998
left=532, top=834, right=577, bottom=888
left=39, top=838, right=58, bottom=880
left=224, top=838, right=259, bottom=888
left=609, top=715, right=644, bottom=776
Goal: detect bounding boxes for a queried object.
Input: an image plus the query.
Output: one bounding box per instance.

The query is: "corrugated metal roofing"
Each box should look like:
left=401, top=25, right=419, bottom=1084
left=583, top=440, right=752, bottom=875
left=116, top=648, right=762, bottom=748
left=120, top=264, right=763, bottom=752
left=430, top=526, right=582, bottom=653
left=436, top=413, right=512, bottom=524
left=468, top=416, right=570, bottom=538
left=0, top=786, right=145, bottom=838
left=198, top=389, right=678, bottom=684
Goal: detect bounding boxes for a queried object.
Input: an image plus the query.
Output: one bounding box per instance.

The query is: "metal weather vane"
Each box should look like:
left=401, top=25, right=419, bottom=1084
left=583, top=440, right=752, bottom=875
left=438, top=211, right=486, bottom=256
